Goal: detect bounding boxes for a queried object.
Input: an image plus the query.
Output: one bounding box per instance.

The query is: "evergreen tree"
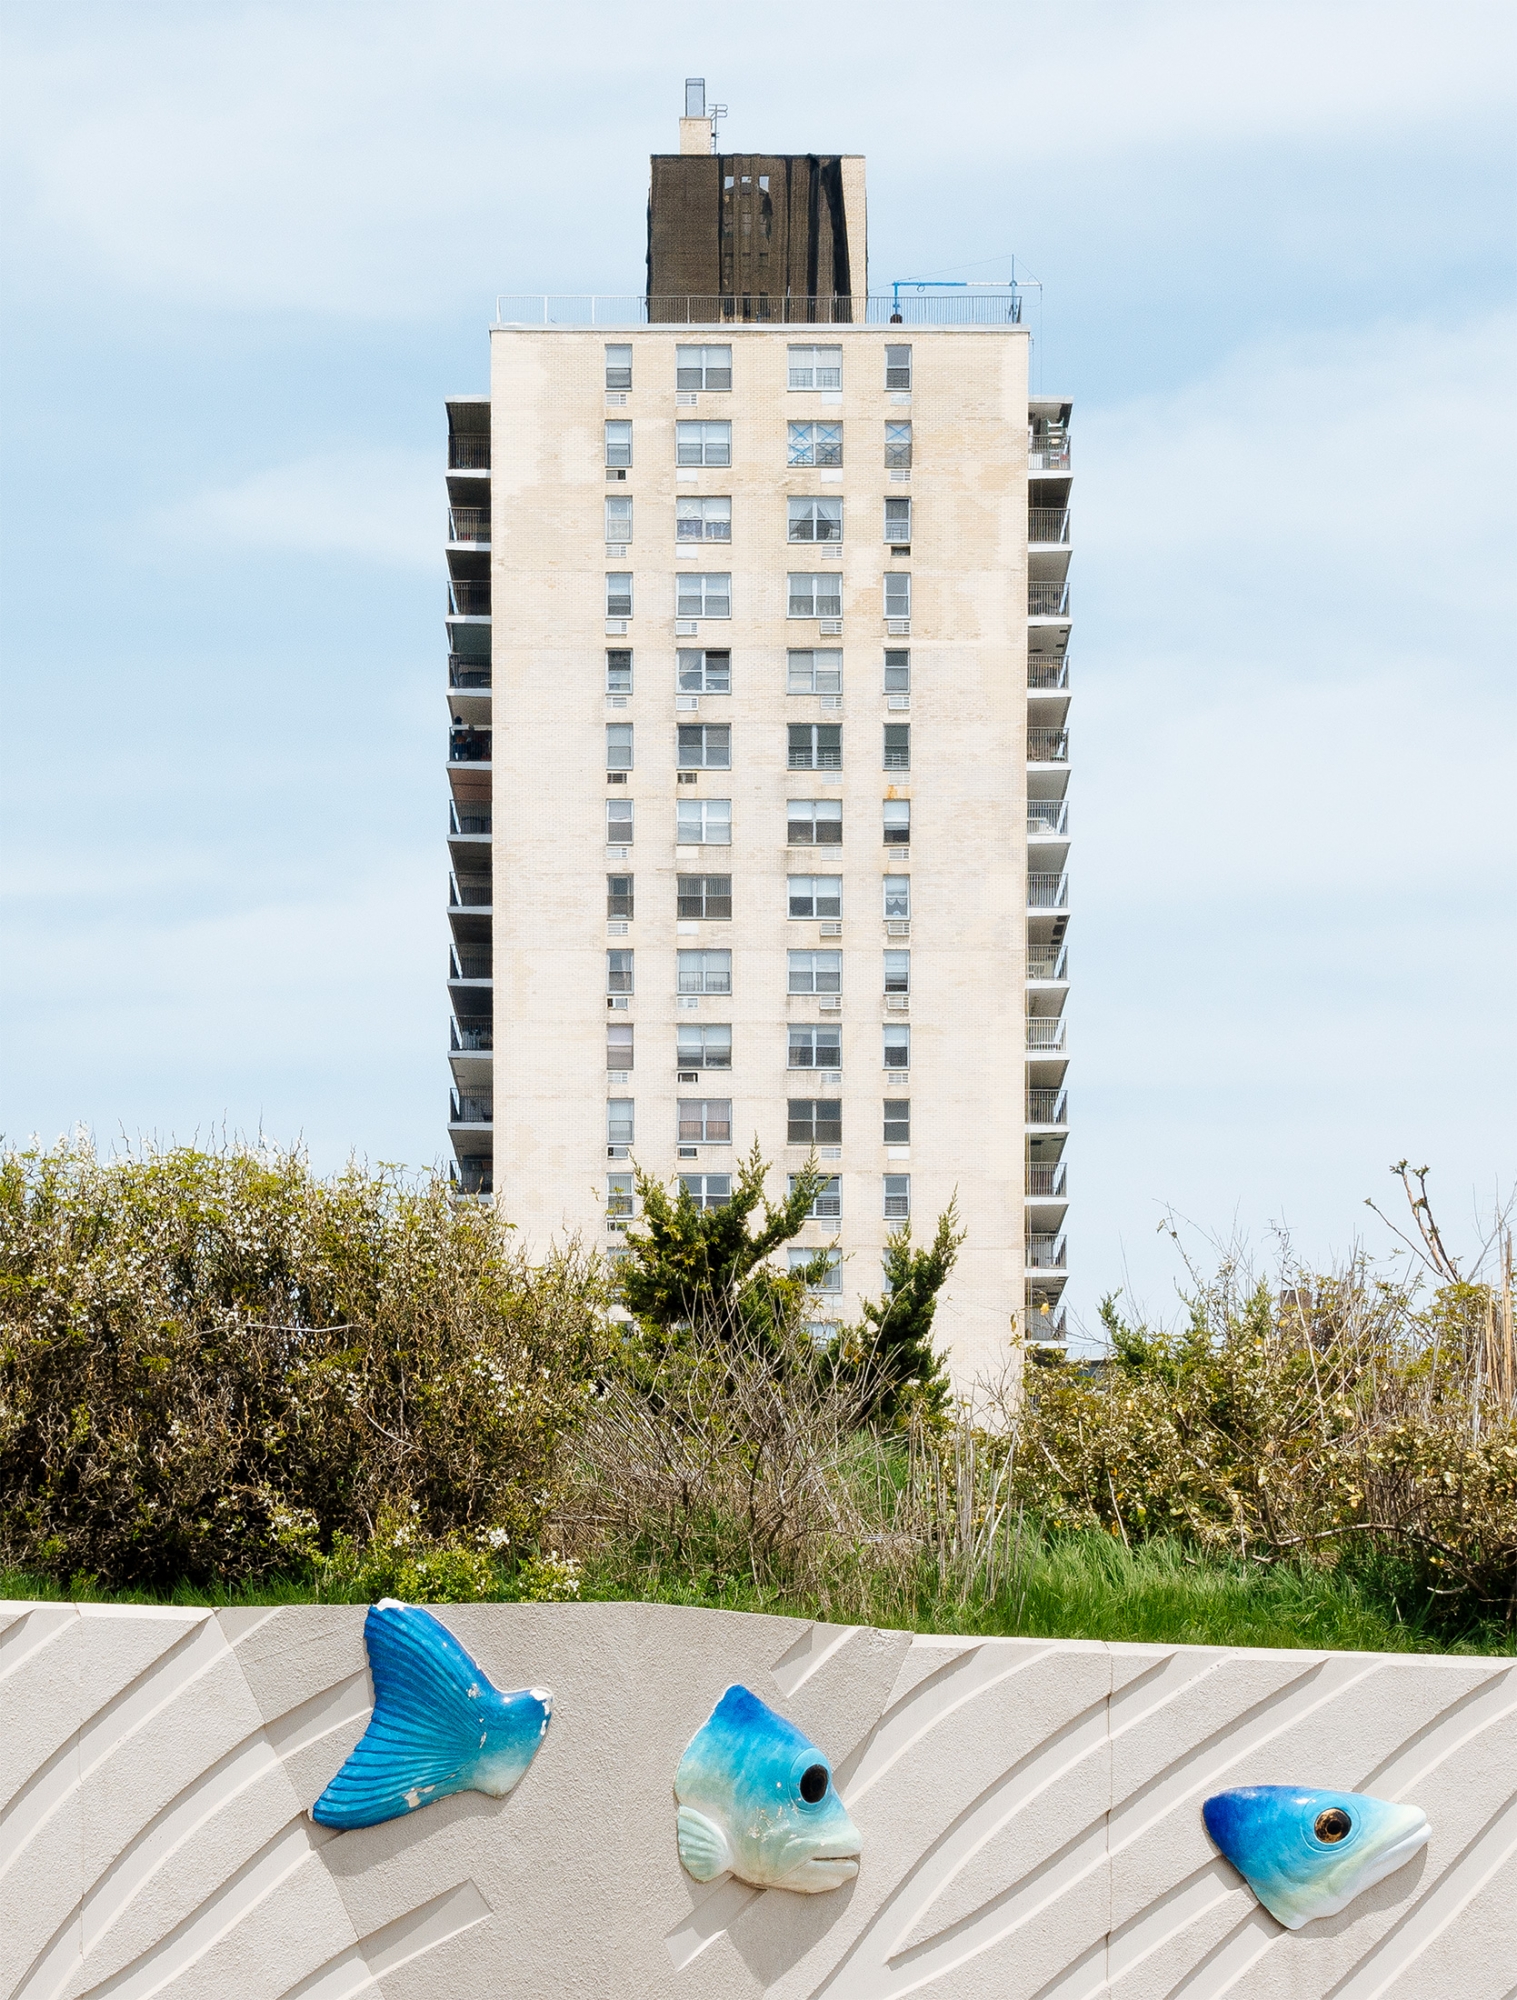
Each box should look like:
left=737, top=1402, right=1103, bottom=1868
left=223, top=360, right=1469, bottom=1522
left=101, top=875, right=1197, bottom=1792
left=838, top=1200, right=964, bottom=1422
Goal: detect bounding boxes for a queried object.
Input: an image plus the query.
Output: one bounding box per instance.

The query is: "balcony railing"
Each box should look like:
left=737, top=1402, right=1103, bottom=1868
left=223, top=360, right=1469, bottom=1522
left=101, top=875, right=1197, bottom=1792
left=1028, top=508, right=1070, bottom=543
left=450, top=803, right=491, bottom=836
left=448, top=579, right=492, bottom=616
left=450, top=730, right=491, bottom=762
left=493, top=291, right=1029, bottom=328
left=452, top=1160, right=493, bottom=1196
left=449, top=657, right=491, bottom=689
left=449, top=507, right=491, bottom=543
left=1026, top=1017, right=1067, bottom=1050
left=451, top=1021, right=494, bottom=1051
left=1026, top=1162, right=1068, bottom=1196
left=1028, top=582, right=1071, bottom=617
left=1028, top=658, right=1069, bottom=689
left=1028, top=800, right=1069, bottom=834
left=450, top=949, right=493, bottom=980
left=1028, top=873, right=1069, bottom=909
left=451, top=1093, right=493, bottom=1125
left=1028, top=728, right=1069, bottom=761
left=1028, top=428, right=1071, bottom=470
left=448, top=434, right=490, bottom=469
left=449, top=876, right=492, bottom=907
left=1026, top=1233, right=1067, bottom=1269
left=1027, top=1088, right=1068, bottom=1125
left=1027, top=951, right=1069, bottom=982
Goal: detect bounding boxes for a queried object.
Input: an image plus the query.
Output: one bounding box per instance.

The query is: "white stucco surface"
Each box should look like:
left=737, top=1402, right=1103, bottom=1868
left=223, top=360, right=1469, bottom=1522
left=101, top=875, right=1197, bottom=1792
left=0, top=1602, right=1511, bottom=1998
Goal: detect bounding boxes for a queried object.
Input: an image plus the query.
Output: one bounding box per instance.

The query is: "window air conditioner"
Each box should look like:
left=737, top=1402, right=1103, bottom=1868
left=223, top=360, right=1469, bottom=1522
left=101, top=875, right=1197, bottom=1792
left=675, top=695, right=699, bottom=711
left=607, top=771, right=627, bottom=784
left=678, top=1145, right=699, bottom=1159
left=676, top=1070, right=699, bottom=1083
left=676, top=392, right=698, bottom=406
left=675, top=620, right=699, bottom=636
left=818, top=618, right=842, bottom=636
left=820, top=695, right=842, bottom=711
left=606, top=695, right=629, bottom=708
left=819, top=994, right=843, bottom=1012
left=605, top=619, right=628, bottom=636
left=887, top=694, right=910, bottom=710
left=607, top=996, right=629, bottom=1011
left=820, top=1147, right=842, bottom=1161
left=607, top=1144, right=629, bottom=1159
left=607, top=921, right=629, bottom=936
left=605, top=542, right=628, bottom=558
left=819, top=921, right=842, bottom=938
left=889, top=469, right=911, bottom=483
left=886, top=620, right=910, bottom=637
left=605, top=393, right=628, bottom=407
left=886, top=919, right=911, bottom=936
left=885, top=994, right=909, bottom=1012
left=606, top=468, right=627, bottom=482
left=676, top=772, right=698, bottom=784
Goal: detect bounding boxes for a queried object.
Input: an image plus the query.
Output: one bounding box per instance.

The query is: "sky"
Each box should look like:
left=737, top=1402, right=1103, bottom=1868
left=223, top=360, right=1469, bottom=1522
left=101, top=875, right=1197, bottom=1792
left=1, top=0, right=1514, bottom=1336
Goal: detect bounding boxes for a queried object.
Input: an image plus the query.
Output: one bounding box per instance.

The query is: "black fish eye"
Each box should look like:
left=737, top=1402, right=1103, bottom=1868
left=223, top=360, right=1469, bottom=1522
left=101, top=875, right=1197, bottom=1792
left=799, top=1764, right=829, bottom=1804
left=1314, top=1809, right=1352, bottom=1843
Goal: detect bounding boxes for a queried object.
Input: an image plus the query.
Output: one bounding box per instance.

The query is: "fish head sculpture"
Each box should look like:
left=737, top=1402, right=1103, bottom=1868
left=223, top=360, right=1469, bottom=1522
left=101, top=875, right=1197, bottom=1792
left=1202, top=1785, right=1430, bottom=1930
left=310, top=1599, right=552, bottom=1830
left=674, top=1683, right=861, bottom=1893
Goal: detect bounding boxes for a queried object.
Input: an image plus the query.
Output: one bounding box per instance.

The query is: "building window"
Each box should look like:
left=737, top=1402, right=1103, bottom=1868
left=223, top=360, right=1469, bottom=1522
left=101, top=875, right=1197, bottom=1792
left=787, top=497, right=843, bottom=543
left=788, top=344, right=843, bottom=390
left=787, top=573, right=843, bottom=619
left=677, top=797, right=731, bottom=845
left=884, top=344, right=912, bottom=391
left=676, top=496, right=731, bottom=542
left=606, top=572, right=633, bottom=618
left=607, top=1169, right=635, bottom=1216
left=883, top=875, right=910, bottom=919
left=883, top=1023, right=910, bottom=1070
left=607, top=1022, right=634, bottom=1069
left=676, top=344, right=732, bottom=391
left=884, top=573, right=911, bottom=620
left=676, top=572, right=731, bottom=619
left=884, top=949, right=910, bottom=995
left=678, top=722, right=730, bottom=769
left=788, top=723, right=842, bottom=770
left=790, top=1174, right=842, bottom=1220
left=677, top=873, right=732, bottom=920
left=789, top=1024, right=842, bottom=1069
left=884, top=1100, right=911, bottom=1144
left=607, top=874, right=634, bottom=919
left=605, top=648, right=632, bottom=694
left=606, top=797, right=634, bottom=843
left=677, top=949, right=731, bottom=994
left=605, top=495, right=633, bottom=543
left=788, top=875, right=842, bottom=919
left=789, top=1246, right=843, bottom=1292
left=605, top=419, right=632, bottom=469
left=885, top=422, right=913, bottom=469
left=788, top=798, right=842, bottom=845
left=885, top=497, right=912, bottom=545
left=677, top=420, right=731, bottom=466
left=883, top=723, right=911, bottom=771
left=605, top=344, right=633, bottom=390
left=787, top=422, right=843, bottom=468
left=678, top=1098, right=732, bottom=1143
left=607, top=1099, right=634, bottom=1145
left=883, top=1173, right=911, bottom=1220
left=679, top=1173, right=731, bottom=1210
left=883, top=647, right=911, bottom=694
left=788, top=949, right=842, bottom=995
left=678, top=1024, right=732, bottom=1069
left=607, top=949, right=634, bottom=995
left=788, top=1099, right=842, bottom=1144
left=786, top=648, right=842, bottom=694
left=606, top=722, right=633, bottom=770
left=677, top=648, right=731, bottom=695
left=883, top=800, right=910, bottom=846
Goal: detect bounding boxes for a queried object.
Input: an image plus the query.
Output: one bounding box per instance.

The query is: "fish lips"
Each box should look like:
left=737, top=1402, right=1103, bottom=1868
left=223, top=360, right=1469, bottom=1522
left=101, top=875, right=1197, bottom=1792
left=779, top=1831, right=863, bottom=1893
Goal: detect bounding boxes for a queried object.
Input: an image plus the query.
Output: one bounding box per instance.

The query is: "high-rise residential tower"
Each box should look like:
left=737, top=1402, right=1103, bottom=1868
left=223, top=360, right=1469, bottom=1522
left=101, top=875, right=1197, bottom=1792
left=445, top=86, right=1071, bottom=1384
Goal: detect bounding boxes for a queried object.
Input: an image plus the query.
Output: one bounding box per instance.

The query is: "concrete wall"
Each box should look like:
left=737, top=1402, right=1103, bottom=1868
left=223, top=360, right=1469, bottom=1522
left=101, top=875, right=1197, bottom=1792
left=2, top=1601, right=1511, bottom=1999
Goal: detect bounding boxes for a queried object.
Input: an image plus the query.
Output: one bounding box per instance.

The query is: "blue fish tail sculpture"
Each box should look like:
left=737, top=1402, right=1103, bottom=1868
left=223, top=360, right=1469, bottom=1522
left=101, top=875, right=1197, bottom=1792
left=310, top=1599, right=552, bottom=1830
left=675, top=1684, right=861, bottom=1894
left=1203, top=1785, right=1430, bottom=1929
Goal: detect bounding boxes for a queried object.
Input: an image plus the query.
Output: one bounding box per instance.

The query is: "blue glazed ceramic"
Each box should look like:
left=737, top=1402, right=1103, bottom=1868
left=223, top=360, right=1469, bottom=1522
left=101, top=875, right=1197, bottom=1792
left=1202, top=1785, right=1429, bottom=1929
left=674, top=1684, right=861, bottom=1893
left=310, top=1599, right=552, bottom=1830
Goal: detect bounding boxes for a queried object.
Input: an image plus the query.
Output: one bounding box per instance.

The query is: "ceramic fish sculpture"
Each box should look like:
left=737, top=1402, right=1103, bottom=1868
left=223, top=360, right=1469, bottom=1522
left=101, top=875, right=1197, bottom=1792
left=674, top=1684, right=861, bottom=1893
left=1203, top=1785, right=1430, bottom=1929
left=310, top=1599, right=552, bottom=1830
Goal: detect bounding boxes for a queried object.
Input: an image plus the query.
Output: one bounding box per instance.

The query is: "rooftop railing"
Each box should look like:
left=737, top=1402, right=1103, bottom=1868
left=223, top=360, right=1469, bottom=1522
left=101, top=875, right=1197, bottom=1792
left=1028, top=508, right=1070, bottom=543
left=1028, top=872, right=1070, bottom=909
left=1026, top=1017, right=1067, bottom=1050
left=449, top=803, right=492, bottom=836
left=1027, top=1088, right=1069, bottom=1125
left=449, top=657, right=491, bottom=689
left=1028, top=582, right=1071, bottom=617
left=449, top=507, right=491, bottom=543
left=451, top=1020, right=494, bottom=1051
left=1028, top=800, right=1069, bottom=833
left=1028, top=657, right=1069, bottom=689
left=494, top=291, right=1029, bottom=328
left=448, top=579, right=492, bottom=616
left=1026, top=1162, right=1068, bottom=1196
left=1026, top=1233, right=1068, bottom=1269
left=1028, top=727, right=1069, bottom=761
left=448, top=434, right=490, bottom=469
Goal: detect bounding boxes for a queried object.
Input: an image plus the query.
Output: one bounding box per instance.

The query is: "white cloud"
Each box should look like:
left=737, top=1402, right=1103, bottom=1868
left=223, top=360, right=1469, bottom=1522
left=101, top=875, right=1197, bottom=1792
left=149, top=450, right=437, bottom=567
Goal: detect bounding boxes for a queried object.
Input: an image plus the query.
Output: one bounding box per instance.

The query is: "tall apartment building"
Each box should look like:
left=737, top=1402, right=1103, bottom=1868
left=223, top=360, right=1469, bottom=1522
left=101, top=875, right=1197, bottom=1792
left=445, top=88, right=1071, bottom=1385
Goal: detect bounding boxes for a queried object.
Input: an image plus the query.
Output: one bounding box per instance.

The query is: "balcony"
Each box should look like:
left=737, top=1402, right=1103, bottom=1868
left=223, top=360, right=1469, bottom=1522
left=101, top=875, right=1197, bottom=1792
left=450, top=728, right=491, bottom=763
left=1028, top=800, right=1069, bottom=834
left=1027, top=950, right=1069, bottom=982
left=1026, top=1018, right=1067, bottom=1051
left=1027, top=1088, right=1068, bottom=1125
left=1028, top=658, right=1069, bottom=690
left=451, top=1020, right=494, bottom=1052
left=1026, top=1162, right=1068, bottom=1197
left=449, top=875, right=492, bottom=908
left=1026, top=1233, right=1067, bottom=1269
left=448, top=434, right=490, bottom=470
left=450, top=949, right=493, bottom=981
left=1028, top=508, right=1070, bottom=544
left=450, top=1092, right=493, bottom=1126
left=451, top=1159, right=493, bottom=1197
left=1028, top=582, right=1070, bottom=618
left=449, top=506, right=491, bottom=544
left=448, top=579, right=492, bottom=616
left=449, top=656, right=491, bottom=689
left=1028, top=426, right=1071, bottom=471
left=449, top=803, right=491, bottom=836
left=1028, top=873, right=1069, bottom=910
left=1028, top=727, right=1069, bottom=762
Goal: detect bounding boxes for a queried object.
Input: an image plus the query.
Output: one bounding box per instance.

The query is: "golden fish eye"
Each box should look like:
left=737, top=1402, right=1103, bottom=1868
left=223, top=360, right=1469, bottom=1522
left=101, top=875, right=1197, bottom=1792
left=1314, top=1809, right=1352, bottom=1843
left=799, top=1764, right=829, bottom=1804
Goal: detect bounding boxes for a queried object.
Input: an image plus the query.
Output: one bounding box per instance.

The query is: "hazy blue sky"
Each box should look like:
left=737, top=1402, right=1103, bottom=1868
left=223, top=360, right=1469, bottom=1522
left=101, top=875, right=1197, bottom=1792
left=2, top=0, right=1513, bottom=1331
